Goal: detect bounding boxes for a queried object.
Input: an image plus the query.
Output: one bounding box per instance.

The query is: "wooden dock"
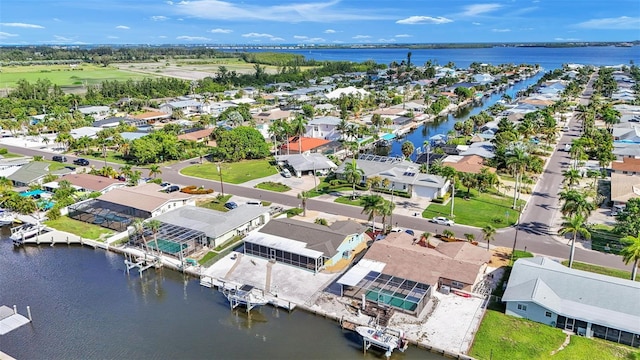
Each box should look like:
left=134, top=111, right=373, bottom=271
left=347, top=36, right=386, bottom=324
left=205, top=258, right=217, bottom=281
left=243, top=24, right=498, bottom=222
left=0, top=305, right=31, bottom=335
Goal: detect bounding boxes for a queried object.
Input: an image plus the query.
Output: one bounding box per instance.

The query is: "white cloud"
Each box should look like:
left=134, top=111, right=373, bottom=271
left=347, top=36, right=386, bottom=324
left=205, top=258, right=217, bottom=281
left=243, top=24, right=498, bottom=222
left=352, top=35, right=371, bottom=39
left=396, top=16, right=452, bottom=25
left=270, top=37, right=284, bottom=41
left=294, top=35, right=308, bottom=39
left=395, top=34, right=411, bottom=38
left=554, top=37, right=580, bottom=41
left=151, top=16, right=169, bottom=21
left=0, top=32, right=18, bottom=39
left=575, top=16, right=640, bottom=30
left=461, top=4, right=502, bottom=16
left=158, top=35, right=168, bottom=39
left=491, top=28, right=511, bottom=32
left=378, top=38, right=396, bottom=43
left=302, top=37, right=325, bottom=43
left=176, top=35, right=211, bottom=41
left=0, top=22, right=44, bottom=29
left=324, top=29, right=337, bottom=34
left=210, top=28, right=232, bottom=33
left=53, top=18, right=62, bottom=22
left=174, top=0, right=385, bottom=22
left=166, top=1, right=174, bottom=5
left=107, top=35, right=119, bottom=39
left=50, top=35, right=74, bottom=42
left=242, top=32, right=277, bottom=38
left=472, top=22, right=482, bottom=25
left=115, top=25, right=130, bottom=30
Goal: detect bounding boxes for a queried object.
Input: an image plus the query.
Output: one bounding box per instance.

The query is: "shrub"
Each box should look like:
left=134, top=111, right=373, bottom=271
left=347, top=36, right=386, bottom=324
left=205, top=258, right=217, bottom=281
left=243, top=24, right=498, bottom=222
left=286, top=208, right=304, bottom=218
left=314, top=218, right=328, bottom=226
left=431, top=192, right=451, bottom=204
left=46, top=207, right=61, bottom=220
left=492, top=217, right=504, bottom=224
left=0, top=148, right=8, bottom=155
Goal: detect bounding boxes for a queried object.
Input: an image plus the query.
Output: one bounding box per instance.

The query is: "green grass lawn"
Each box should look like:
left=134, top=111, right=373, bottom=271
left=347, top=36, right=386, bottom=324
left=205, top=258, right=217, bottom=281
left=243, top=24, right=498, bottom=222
left=197, top=195, right=232, bottom=212
left=561, top=261, right=639, bottom=281
left=0, top=151, right=24, bottom=158
left=0, top=64, right=150, bottom=88
left=255, top=181, right=291, bottom=192
left=45, top=161, right=71, bottom=171
left=470, top=310, right=638, bottom=360
left=335, top=195, right=364, bottom=206
left=181, top=159, right=278, bottom=184
left=81, top=150, right=129, bottom=165
left=423, top=189, right=524, bottom=228
left=198, top=251, right=218, bottom=265
left=44, top=216, right=113, bottom=240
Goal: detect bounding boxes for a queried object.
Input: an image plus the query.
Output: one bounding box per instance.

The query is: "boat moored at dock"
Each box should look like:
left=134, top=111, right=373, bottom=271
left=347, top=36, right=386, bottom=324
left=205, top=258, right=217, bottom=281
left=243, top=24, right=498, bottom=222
left=355, top=325, right=408, bottom=358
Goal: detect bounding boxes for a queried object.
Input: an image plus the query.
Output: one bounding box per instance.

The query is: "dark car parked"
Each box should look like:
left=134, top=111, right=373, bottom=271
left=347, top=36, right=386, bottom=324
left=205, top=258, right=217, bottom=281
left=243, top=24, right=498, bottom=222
left=73, top=158, right=89, bottom=166
left=224, top=202, right=238, bottom=210
left=52, top=155, right=67, bottom=162
left=164, top=185, right=180, bottom=193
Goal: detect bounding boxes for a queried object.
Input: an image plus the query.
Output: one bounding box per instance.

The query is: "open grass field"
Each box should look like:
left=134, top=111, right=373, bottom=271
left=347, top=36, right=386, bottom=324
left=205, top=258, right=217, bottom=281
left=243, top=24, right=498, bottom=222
left=181, top=159, right=278, bottom=184
left=44, top=216, right=114, bottom=240
left=470, top=310, right=638, bottom=360
left=0, top=64, right=151, bottom=88
left=423, top=189, right=524, bottom=228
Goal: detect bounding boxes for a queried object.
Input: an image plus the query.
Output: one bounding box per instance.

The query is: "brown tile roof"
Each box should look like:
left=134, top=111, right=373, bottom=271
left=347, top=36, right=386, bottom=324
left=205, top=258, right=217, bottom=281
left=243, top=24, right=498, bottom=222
left=519, top=98, right=555, bottom=106
left=363, top=232, right=490, bottom=286
left=97, top=183, right=191, bottom=213
left=253, top=109, right=291, bottom=121
left=58, top=173, right=124, bottom=192
left=373, top=108, right=405, bottom=115
left=132, top=111, right=171, bottom=120
left=177, top=128, right=214, bottom=142
left=612, top=157, right=640, bottom=172
left=610, top=173, right=640, bottom=203
left=443, top=155, right=496, bottom=174
left=281, top=137, right=331, bottom=153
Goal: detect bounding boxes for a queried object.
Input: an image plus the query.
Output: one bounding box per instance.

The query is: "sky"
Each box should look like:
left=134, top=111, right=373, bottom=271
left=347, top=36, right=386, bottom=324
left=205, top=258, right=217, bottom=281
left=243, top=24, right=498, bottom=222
left=0, top=0, right=639, bottom=45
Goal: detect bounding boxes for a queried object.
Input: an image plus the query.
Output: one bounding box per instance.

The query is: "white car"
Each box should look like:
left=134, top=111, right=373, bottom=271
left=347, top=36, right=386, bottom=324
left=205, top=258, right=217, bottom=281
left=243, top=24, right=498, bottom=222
left=430, top=217, right=454, bottom=226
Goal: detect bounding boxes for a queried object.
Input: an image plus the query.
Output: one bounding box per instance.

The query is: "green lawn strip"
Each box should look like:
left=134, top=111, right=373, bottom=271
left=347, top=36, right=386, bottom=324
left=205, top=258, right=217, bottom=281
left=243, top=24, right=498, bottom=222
left=255, top=181, right=291, bottom=192
left=44, top=216, right=113, bottom=240
left=0, top=151, right=24, bottom=158
left=0, top=64, right=149, bottom=88
left=588, top=225, right=623, bottom=255
left=423, top=190, right=524, bottom=228
left=181, top=159, right=278, bottom=184
left=335, top=196, right=364, bottom=206
left=470, top=310, right=637, bottom=360
left=45, top=161, right=71, bottom=171
left=197, top=195, right=232, bottom=212
left=561, top=261, right=639, bottom=281
left=198, top=251, right=218, bottom=265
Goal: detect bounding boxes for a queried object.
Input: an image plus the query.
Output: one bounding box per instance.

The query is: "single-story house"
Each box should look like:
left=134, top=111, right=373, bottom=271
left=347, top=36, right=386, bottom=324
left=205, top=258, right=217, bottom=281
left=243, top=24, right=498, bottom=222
left=334, top=155, right=449, bottom=199
left=613, top=142, right=640, bottom=160
left=77, top=105, right=110, bottom=117
left=154, top=205, right=270, bottom=248
left=177, top=128, right=214, bottom=143
left=613, top=125, right=640, bottom=144
left=7, top=161, right=71, bottom=187
left=160, top=100, right=206, bottom=115
left=70, top=127, right=103, bottom=140
left=337, top=232, right=490, bottom=315
left=279, top=137, right=331, bottom=155
left=443, top=155, right=497, bottom=174
left=0, top=157, right=32, bottom=178
left=503, top=257, right=640, bottom=347
left=252, top=109, right=292, bottom=123
left=44, top=173, right=125, bottom=194
left=131, top=111, right=172, bottom=123
left=610, top=173, right=640, bottom=207
left=243, top=218, right=370, bottom=273
left=275, top=153, right=337, bottom=177
left=324, top=86, right=369, bottom=100
left=611, top=157, right=640, bottom=175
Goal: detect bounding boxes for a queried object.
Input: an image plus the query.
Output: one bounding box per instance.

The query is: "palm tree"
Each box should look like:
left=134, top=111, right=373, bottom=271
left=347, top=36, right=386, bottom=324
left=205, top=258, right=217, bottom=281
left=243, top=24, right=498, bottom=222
left=297, top=191, right=309, bottom=217
left=343, top=159, right=364, bottom=200
left=290, top=115, right=308, bottom=153
left=440, top=166, right=458, bottom=217
left=506, top=146, right=529, bottom=209
left=401, top=141, right=415, bottom=160
left=379, top=199, right=395, bottom=231
left=620, top=232, right=640, bottom=281
left=132, top=219, right=149, bottom=253
left=558, top=214, right=591, bottom=268
left=147, top=219, right=162, bottom=256
left=148, top=165, right=162, bottom=179
left=361, top=194, right=385, bottom=232
left=482, top=225, right=496, bottom=250
left=562, top=168, right=582, bottom=188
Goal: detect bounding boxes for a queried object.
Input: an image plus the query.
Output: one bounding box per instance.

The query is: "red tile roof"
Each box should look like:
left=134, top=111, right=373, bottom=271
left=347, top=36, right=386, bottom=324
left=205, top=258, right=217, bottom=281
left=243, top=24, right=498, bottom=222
left=444, top=155, right=496, bottom=174
left=280, top=137, right=331, bottom=153
left=612, top=157, right=640, bottom=172
left=132, top=111, right=171, bottom=120
left=177, top=128, right=214, bottom=142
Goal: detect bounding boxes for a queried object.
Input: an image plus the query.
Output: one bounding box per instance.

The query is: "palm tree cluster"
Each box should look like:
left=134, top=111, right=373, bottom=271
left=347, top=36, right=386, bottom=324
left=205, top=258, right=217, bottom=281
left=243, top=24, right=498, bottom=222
left=360, top=194, right=395, bottom=234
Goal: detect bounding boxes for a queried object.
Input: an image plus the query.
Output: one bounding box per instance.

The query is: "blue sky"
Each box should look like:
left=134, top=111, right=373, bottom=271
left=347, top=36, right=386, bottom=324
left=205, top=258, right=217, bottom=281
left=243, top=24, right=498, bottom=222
left=0, top=0, right=638, bottom=45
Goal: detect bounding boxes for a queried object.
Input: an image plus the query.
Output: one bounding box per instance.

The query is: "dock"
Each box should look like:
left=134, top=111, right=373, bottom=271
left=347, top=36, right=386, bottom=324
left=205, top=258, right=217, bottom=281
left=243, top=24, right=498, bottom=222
left=201, top=276, right=296, bottom=312
left=0, top=305, right=32, bottom=335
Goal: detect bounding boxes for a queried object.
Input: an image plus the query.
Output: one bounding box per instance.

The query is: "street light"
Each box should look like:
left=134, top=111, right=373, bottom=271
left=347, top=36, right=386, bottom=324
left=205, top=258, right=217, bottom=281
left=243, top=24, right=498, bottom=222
left=425, top=144, right=431, bottom=175
left=390, top=184, right=395, bottom=229
left=216, top=162, right=225, bottom=196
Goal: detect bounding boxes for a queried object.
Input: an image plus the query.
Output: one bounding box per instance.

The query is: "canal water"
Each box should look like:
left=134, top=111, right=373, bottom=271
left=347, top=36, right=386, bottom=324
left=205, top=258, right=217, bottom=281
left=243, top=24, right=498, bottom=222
left=0, top=233, right=446, bottom=359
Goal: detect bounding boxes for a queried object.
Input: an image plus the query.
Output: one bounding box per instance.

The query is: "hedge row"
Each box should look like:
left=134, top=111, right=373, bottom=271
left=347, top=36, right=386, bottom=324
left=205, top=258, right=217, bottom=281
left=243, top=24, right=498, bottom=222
left=181, top=185, right=214, bottom=195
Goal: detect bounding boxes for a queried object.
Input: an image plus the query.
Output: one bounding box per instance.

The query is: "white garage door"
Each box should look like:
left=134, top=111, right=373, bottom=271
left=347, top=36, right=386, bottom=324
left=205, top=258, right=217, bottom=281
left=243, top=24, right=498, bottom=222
left=413, top=186, right=437, bottom=199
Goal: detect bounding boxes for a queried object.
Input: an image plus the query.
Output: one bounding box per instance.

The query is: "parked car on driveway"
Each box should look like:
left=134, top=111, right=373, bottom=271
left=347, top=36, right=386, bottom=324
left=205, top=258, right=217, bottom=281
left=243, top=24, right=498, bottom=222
left=73, top=158, right=89, bottom=166
left=430, top=217, right=454, bottom=226
left=281, top=168, right=292, bottom=178
left=224, top=202, right=238, bottom=210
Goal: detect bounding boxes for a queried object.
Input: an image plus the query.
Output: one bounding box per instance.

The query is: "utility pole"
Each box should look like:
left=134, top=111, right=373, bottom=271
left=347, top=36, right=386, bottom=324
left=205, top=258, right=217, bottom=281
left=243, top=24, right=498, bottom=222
left=510, top=205, right=523, bottom=264
left=217, top=162, right=225, bottom=196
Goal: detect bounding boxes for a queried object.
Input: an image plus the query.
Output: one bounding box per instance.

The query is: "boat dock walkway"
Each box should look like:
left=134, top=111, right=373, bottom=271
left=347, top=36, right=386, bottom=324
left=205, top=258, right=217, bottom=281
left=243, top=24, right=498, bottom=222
left=0, top=305, right=31, bottom=335
left=200, top=276, right=296, bottom=312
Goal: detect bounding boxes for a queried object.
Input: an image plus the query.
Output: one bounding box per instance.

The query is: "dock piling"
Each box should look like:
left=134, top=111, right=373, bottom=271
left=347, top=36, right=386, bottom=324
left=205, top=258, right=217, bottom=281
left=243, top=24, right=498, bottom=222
left=26, top=306, right=32, bottom=321
left=13, top=305, right=17, bottom=314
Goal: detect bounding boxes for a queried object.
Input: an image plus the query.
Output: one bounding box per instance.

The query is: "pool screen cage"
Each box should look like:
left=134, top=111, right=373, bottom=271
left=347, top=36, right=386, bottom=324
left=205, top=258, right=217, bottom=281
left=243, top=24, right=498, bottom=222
left=128, top=222, right=206, bottom=259
left=68, top=199, right=148, bottom=232
left=343, top=272, right=431, bottom=315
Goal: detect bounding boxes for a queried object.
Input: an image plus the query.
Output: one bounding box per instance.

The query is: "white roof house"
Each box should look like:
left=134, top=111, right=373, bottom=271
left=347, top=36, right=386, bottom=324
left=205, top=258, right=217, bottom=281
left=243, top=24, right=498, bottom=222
left=324, top=86, right=369, bottom=100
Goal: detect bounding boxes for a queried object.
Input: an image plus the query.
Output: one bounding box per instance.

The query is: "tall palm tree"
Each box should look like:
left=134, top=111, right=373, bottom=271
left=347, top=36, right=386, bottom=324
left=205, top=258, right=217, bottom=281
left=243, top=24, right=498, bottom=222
left=440, top=166, right=458, bottom=217
left=562, top=168, right=582, bottom=188
left=620, top=232, right=640, bottom=281
left=290, top=115, right=308, bottom=153
left=482, top=225, right=496, bottom=251
left=148, top=165, right=162, bottom=179
left=361, top=194, right=385, bottom=232
left=132, top=219, right=149, bottom=253
left=558, top=214, right=591, bottom=268
left=379, top=199, right=395, bottom=230
left=343, top=159, right=364, bottom=200
left=147, top=219, right=162, bottom=256
left=401, top=141, right=415, bottom=160
left=506, top=146, right=529, bottom=209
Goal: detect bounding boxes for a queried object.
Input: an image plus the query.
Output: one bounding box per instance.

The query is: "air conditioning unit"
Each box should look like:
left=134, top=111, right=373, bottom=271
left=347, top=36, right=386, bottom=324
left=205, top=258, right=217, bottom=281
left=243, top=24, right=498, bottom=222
left=440, top=285, right=451, bottom=295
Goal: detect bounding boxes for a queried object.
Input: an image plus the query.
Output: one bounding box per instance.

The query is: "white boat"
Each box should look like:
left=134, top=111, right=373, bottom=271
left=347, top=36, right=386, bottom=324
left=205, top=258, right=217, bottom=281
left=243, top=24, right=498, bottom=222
left=10, top=223, right=46, bottom=242
left=356, top=325, right=408, bottom=358
left=0, top=211, right=15, bottom=226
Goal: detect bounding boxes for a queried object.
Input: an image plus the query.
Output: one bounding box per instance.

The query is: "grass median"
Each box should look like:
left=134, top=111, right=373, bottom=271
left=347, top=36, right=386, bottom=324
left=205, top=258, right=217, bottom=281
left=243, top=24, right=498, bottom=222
left=181, top=159, right=278, bottom=184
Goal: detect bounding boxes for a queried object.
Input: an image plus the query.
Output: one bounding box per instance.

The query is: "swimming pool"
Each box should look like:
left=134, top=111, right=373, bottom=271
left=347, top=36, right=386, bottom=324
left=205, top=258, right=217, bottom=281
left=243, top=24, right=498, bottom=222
left=20, top=189, right=45, bottom=197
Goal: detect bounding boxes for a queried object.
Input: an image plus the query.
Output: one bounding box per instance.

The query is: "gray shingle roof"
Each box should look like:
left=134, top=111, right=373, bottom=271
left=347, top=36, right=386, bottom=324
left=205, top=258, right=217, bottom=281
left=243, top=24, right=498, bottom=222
left=7, top=161, right=50, bottom=184
left=335, top=157, right=447, bottom=189
left=503, top=257, right=640, bottom=333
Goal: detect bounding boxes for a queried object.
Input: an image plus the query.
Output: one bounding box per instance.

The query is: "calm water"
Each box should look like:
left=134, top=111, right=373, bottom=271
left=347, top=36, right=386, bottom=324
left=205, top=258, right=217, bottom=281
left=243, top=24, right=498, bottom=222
left=2, top=47, right=640, bottom=359
left=0, top=234, right=441, bottom=359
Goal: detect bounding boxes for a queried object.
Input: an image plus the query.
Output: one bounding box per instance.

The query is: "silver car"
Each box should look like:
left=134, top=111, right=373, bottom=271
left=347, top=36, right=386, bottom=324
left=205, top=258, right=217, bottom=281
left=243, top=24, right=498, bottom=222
left=430, top=216, right=454, bottom=226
